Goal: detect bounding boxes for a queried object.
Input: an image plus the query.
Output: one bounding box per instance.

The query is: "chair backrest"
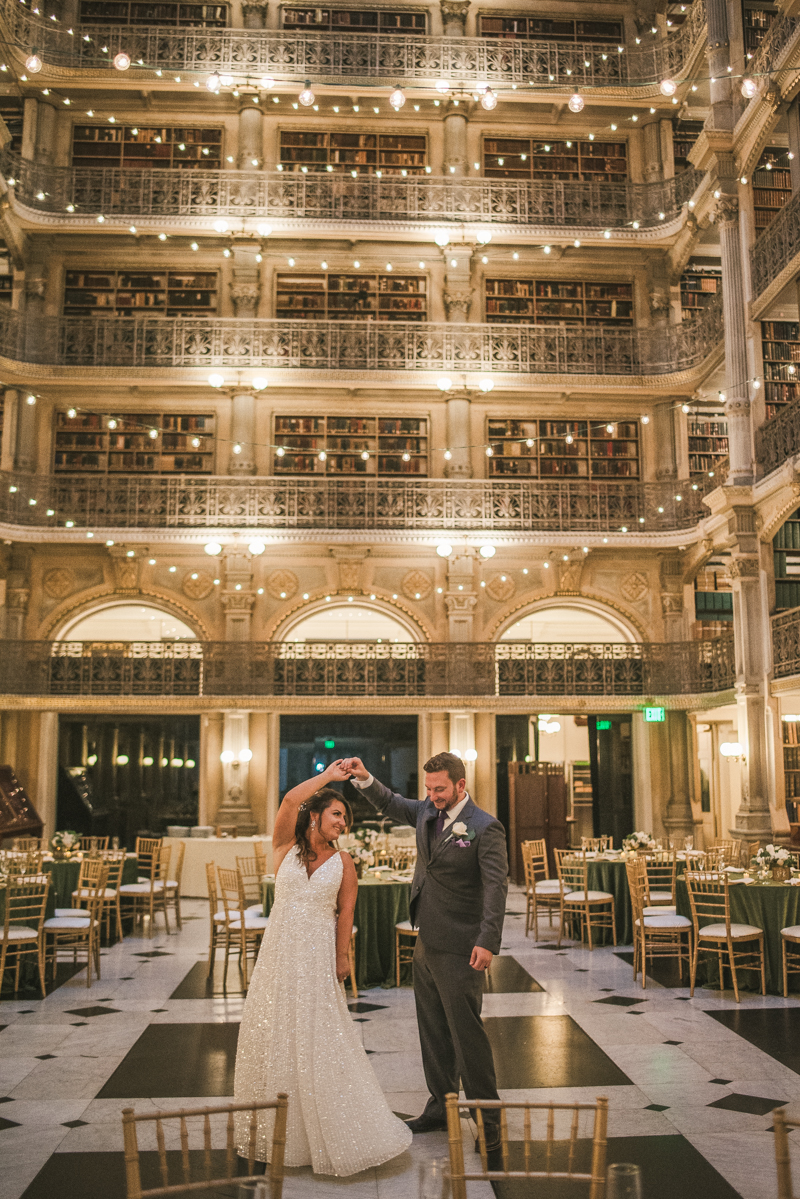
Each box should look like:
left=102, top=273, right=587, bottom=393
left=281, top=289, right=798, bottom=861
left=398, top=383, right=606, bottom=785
left=704, top=846, right=727, bottom=870
left=625, top=857, right=647, bottom=924
left=392, top=846, right=416, bottom=871
left=217, top=866, right=244, bottom=921
left=3, top=875, right=50, bottom=933
left=684, top=870, right=729, bottom=931
left=77, top=856, right=108, bottom=892
left=556, top=850, right=588, bottom=897
left=13, top=837, right=42, bottom=853
left=710, top=838, right=738, bottom=857
left=643, top=850, right=677, bottom=904
left=80, top=836, right=110, bottom=854
left=82, top=863, right=110, bottom=923
left=170, top=840, right=185, bottom=884
left=522, top=839, right=549, bottom=884
left=136, top=837, right=163, bottom=879
left=155, top=846, right=172, bottom=884
left=253, top=841, right=267, bottom=875
left=743, top=839, right=761, bottom=867
left=100, top=849, right=127, bottom=888
left=236, top=856, right=263, bottom=907
left=445, top=1093, right=607, bottom=1199
left=206, top=860, right=219, bottom=913
left=774, top=1107, right=800, bottom=1199
left=121, top=1095, right=289, bottom=1199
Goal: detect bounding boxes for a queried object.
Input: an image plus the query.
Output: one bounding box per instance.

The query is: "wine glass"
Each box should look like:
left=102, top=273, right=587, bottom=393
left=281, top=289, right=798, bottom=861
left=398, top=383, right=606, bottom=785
left=684, top=836, right=693, bottom=852
left=419, top=1157, right=450, bottom=1199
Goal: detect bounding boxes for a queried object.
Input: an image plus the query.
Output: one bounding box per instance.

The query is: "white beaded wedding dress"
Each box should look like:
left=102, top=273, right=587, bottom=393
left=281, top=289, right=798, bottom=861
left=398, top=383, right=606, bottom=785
left=233, top=846, right=412, bottom=1176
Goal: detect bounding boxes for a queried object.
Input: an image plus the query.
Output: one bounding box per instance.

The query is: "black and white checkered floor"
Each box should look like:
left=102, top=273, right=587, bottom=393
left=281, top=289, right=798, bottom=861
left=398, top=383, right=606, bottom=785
left=1, top=888, right=799, bottom=1199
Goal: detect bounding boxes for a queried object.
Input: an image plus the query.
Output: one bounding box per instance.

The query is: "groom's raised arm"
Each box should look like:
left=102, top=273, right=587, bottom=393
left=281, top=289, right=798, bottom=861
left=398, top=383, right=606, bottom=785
left=345, top=757, right=423, bottom=827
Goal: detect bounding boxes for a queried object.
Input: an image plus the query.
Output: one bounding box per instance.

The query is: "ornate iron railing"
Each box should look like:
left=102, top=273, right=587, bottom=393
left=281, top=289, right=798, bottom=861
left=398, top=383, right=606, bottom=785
left=749, top=12, right=800, bottom=83
left=1, top=151, right=702, bottom=230
left=0, top=301, right=723, bottom=376
left=0, top=637, right=735, bottom=697
left=0, top=472, right=716, bottom=533
left=756, top=395, right=800, bottom=475
left=0, top=0, right=708, bottom=87
left=750, top=187, right=800, bottom=300
left=772, top=607, right=800, bottom=679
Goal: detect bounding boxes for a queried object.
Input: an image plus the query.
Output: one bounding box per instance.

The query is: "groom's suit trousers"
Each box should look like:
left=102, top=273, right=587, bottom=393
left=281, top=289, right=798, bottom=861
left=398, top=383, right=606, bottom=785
left=412, top=937, right=500, bottom=1123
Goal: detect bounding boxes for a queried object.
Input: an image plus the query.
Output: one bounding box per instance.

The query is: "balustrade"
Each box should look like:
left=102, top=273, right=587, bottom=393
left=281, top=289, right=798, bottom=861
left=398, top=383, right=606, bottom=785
left=756, top=394, right=800, bottom=475
left=750, top=188, right=800, bottom=301
left=0, top=637, right=735, bottom=697
left=772, top=606, right=800, bottom=679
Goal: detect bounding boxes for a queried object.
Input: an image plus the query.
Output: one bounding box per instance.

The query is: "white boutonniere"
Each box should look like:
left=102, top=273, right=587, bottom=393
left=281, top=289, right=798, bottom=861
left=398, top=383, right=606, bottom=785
left=452, top=821, right=468, bottom=836
left=449, top=822, right=476, bottom=848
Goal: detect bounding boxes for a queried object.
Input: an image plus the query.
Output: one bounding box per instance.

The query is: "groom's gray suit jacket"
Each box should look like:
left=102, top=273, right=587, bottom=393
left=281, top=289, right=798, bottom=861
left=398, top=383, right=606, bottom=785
left=360, top=778, right=508, bottom=956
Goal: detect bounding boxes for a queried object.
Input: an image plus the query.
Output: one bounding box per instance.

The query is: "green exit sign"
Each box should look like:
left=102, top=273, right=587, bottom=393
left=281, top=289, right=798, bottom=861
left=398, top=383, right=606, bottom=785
left=644, top=707, right=666, bottom=723
left=596, top=720, right=612, bottom=730
left=324, top=739, right=336, bottom=748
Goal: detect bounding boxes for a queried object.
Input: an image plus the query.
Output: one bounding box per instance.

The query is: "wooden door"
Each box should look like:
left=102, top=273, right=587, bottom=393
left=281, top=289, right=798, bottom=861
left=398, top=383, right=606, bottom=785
left=507, top=762, right=568, bottom=883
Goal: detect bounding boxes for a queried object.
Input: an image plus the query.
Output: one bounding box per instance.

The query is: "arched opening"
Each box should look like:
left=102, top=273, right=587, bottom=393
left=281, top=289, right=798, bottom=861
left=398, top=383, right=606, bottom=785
left=280, top=601, right=421, bottom=643
left=57, top=602, right=197, bottom=642
left=499, top=601, right=635, bottom=644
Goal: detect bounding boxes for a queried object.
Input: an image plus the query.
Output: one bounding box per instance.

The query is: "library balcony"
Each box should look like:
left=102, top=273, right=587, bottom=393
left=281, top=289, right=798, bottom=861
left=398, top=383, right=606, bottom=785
left=750, top=188, right=800, bottom=310
left=2, top=0, right=706, bottom=89
left=0, top=636, right=735, bottom=701
left=756, top=393, right=800, bottom=476
left=2, top=154, right=703, bottom=235
left=0, top=303, right=723, bottom=381
left=773, top=606, right=800, bottom=680
left=0, top=472, right=716, bottom=536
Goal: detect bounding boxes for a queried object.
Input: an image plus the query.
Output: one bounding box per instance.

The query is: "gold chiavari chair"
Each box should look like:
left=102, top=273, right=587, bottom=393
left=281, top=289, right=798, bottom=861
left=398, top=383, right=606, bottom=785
left=522, top=839, right=562, bottom=939
left=64, top=852, right=125, bottom=941
left=12, top=837, right=43, bottom=853
left=780, top=921, right=800, bottom=998
left=134, top=836, right=163, bottom=881
left=79, top=836, right=110, bottom=854
left=165, top=840, right=185, bottom=931
left=774, top=1105, right=800, bottom=1199
left=205, top=861, right=228, bottom=979
left=556, top=849, right=615, bottom=950
left=395, top=920, right=418, bottom=986
left=391, top=846, right=416, bottom=871
left=741, top=839, right=761, bottom=867
left=641, top=849, right=678, bottom=913
left=217, top=866, right=269, bottom=986
left=684, top=869, right=765, bottom=1002
left=0, top=849, right=41, bottom=876
left=121, top=1095, right=289, bottom=1199
left=626, top=857, right=691, bottom=989
left=253, top=840, right=267, bottom=876
left=0, top=874, right=50, bottom=996
left=120, top=846, right=172, bottom=936
left=445, top=1092, right=608, bottom=1199
left=709, top=838, right=739, bottom=860
left=236, top=855, right=268, bottom=918
left=580, top=836, right=612, bottom=853
left=44, top=861, right=108, bottom=987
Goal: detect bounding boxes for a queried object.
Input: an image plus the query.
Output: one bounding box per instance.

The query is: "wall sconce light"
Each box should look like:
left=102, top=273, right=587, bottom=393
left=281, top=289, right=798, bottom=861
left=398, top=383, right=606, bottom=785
left=220, top=749, right=252, bottom=766
left=462, top=748, right=478, bottom=761
left=720, top=741, right=745, bottom=761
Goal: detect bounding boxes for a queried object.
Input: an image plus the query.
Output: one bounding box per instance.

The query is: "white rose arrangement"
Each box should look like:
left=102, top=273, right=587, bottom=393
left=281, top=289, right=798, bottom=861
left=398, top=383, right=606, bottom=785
left=755, top=843, right=791, bottom=868
left=623, top=831, right=656, bottom=851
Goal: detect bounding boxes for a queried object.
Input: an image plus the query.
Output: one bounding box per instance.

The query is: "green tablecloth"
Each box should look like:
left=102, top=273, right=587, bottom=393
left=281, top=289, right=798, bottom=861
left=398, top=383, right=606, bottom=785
left=566, top=856, right=688, bottom=947
left=677, top=877, right=800, bottom=994
left=0, top=856, right=139, bottom=925
left=263, top=875, right=411, bottom=990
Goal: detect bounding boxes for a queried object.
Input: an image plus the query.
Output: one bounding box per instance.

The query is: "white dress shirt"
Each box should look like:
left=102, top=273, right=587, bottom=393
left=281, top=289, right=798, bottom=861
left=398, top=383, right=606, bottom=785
left=353, top=773, right=469, bottom=832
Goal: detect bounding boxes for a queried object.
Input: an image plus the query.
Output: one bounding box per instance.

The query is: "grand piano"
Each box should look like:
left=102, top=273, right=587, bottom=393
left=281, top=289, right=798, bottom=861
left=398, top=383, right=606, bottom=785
left=0, top=766, right=44, bottom=845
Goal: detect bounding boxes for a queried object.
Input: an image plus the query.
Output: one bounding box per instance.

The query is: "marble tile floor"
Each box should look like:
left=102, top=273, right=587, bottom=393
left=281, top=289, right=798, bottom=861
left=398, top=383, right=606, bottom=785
left=1, top=888, right=800, bottom=1199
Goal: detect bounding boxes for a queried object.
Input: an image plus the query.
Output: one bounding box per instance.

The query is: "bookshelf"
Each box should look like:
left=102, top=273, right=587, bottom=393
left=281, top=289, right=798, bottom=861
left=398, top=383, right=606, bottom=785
left=272, top=415, right=428, bottom=475
left=753, top=146, right=792, bottom=233
left=774, top=506, right=800, bottom=610
left=79, top=0, right=228, bottom=25
left=72, top=125, right=223, bottom=171
left=478, top=14, right=621, bottom=41
left=485, top=279, right=633, bottom=327
left=743, top=2, right=778, bottom=54
left=784, top=717, right=800, bottom=803
left=486, top=419, right=640, bottom=479
left=761, top=321, right=800, bottom=419
left=276, top=272, right=426, bottom=321
left=672, top=119, right=703, bottom=173
left=680, top=264, right=722, bottom=321
left=0, top=98, right=23, bottom=155
left=279, top=131, right=427, bottom=175
left=53, top=411, right=216, bottom=474
left=694, top=562, right=733, bottom=627
left=483, top=138, right=626, bottom=182
left=688, top=409, right=728, bottom=477
left=283, top=7, right=426, bottom=31
left=63, top=271, right=218, bottom=317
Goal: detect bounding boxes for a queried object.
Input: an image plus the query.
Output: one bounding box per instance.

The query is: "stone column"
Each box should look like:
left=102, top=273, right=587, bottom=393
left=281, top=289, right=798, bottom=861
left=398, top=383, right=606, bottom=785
left=445, top=550, right=477, bottom=639
left=37, top=712, right=59, bottom=841
left=35, top=102, right=57, bottom=166
left=266, top=711, right=280, bottom=834
left=660, top=711, right=696, bottom=841
left=444, top=394, right=472, bottom=478
left=717, top=195, right=753, bottom=484
left=13, top=389, right=37, bottom=473
left=729, top=553, right=772, bottom=839
left=653, top=402, right=677, bottom=478
left=242, top=0, right=269, bottom=26
left=5, top=585, right=29, bottom=638
left=238, top=103, right=264, bottom=169
left=215, top=711, right=257, bottom=833
left=787, top=97, right=800, bottom=193
left=449, top=710, right=476, bottom=794
left=705, top=0, right=734, bottom=131
left=199, top=711, right=223, bottom=827
left=659, top=119, right=675, bottom=181
left=21, top=99, right=37, bottom=160
left=439, top=0, right=469, bottom=35
left=229, top=390, right=257, bottom=474
left=642, top=119, right=663, bottom=183
left=222, top=546, right=256, bottom=639
left=443, top=101, right=468, bottom=177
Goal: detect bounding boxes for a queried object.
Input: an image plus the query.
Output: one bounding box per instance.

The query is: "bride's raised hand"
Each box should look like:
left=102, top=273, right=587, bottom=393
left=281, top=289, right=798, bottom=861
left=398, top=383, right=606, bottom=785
left=322, top=759, right=350, bottom=783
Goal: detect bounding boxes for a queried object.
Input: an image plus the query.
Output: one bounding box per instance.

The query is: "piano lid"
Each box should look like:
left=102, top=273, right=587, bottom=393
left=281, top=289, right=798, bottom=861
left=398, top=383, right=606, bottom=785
left=0, top=765, right=44, bottom=843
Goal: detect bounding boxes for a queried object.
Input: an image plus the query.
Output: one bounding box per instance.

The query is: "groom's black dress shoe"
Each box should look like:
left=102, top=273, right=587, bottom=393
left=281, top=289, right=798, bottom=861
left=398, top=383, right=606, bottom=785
left=406, top=1114, right=448, bottom=1133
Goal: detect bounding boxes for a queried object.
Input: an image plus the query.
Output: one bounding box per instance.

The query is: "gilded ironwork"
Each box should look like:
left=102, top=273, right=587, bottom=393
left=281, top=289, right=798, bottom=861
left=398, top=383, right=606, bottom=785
left=750, top=187, right=800, bottom=300
left=756, top=396, right=800, bottom=475
left=772, top=607, right=800, bottom=679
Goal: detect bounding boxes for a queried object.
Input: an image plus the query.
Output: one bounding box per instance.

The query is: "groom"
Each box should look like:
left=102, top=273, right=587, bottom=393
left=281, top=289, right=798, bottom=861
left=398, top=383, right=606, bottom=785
left=343, top=751, right=508, bottom=1147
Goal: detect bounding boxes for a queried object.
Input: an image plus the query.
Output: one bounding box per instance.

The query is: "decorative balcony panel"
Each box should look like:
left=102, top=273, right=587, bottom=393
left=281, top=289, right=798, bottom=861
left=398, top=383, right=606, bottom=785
left=0, top=472, right=715, bottom=533
left=750, top=188, right=800, bottom=301
left=756, top=395, right=800, bottom=475
left=749, top=12, right=800, bottom=84
left=0, top=637, right=735, bottom=698
left=2, top=151, right=702, bottom=231
left=2, top=0, right=706, bottom=87
left=0, top=302, right=723, bottom=376
left=773, top=606, right=800, bottom=679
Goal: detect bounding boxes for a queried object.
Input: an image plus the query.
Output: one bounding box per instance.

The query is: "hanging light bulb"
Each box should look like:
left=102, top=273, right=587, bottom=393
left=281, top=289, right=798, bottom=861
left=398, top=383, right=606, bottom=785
left=435, top=79, right=450, bottom=93
left=659, top=78, right=677, bottom=96
left=25, top=50, right=42, bottom=73
left=437, top=376, right=452, bottom=391
left=434, top=230, right=450, bottom=247
left=299, top=81, right=315, bottom=106
left=741, top=77, right=758, bottom=98
left=113, top=50, right=131, bottom=70
left=259, top=75, right=275, bottom=89
left=480, top=87, right=498, bottom=111
left=207, top=72, right=220, bottom=90
left=478, top=377, right=494, bottom=392
left=389, top=86, right=406, bottom=111
left=568, top=91, right=584, bottom=113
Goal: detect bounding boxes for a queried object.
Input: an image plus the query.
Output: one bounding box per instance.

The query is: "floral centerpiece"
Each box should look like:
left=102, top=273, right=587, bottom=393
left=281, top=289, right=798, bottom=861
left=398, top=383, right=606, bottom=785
left=623, top=831, right=657, bottom=853
left=346, top=842, right=375, bottom=878
left=754, top=843, right=793, bottom=880
left=50, top=829, right=81, bottom=860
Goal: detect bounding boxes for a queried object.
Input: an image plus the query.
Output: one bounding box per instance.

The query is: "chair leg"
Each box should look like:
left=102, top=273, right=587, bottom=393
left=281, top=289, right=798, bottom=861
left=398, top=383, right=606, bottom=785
left=783, top=938, right=789, bottom=999
left=759, top=935, right=766, bottom=997
left=37, top=941, right=47, bottom=998
left=610, top=899, right=617, bottom=947
left=585, top=904, right=593, bottom=950
left=727, top=942, right=740, bottom=1003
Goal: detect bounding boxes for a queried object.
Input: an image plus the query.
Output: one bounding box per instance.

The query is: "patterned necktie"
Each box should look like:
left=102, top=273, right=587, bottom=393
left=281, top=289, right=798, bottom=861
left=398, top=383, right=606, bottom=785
left=434, top=810, right=446, bottom=839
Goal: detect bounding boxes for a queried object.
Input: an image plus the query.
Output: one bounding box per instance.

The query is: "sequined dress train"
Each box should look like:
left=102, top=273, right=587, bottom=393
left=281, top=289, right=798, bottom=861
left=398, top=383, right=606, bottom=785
left=233, top=847, right=412, bottom=1176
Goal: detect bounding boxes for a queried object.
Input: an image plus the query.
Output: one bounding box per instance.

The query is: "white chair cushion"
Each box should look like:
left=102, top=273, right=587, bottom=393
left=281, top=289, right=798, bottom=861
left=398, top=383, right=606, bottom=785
left=245, top=904, right=262, bottom=916
left=699, top=922, right=762, bottom=939
left=648, top=892, right=675, bottom=903
left=119, top=882, right=165, bottom=894
left=44, top=916, right=91, bottom=930
left=637, top=914, right=692, bottom=929
left=781, top=926, right=800, bottom=938
left=352, top=925, right=358, bottom=936
left=564, top=890, right=613, bottom=902
left=228, top=916, right=270, bottom=930
left=535, top=880, right=562, bottom=894
left=643, top=905, right=677, bottom=916
left=55, top=906, right=85, bottom=918
left=166, top=880, right=179, bottom=888
left=137, top=876, right=150, bottom=884
left=72, top=888, right=118, bottom=899
left=396, top=920, right=416, bottom=931
left=0, top=926, right=38, bottom=941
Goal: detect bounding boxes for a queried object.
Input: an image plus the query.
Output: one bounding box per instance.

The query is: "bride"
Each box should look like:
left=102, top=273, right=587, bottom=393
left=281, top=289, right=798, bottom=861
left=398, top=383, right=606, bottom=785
left=233, top=760, right=412, bottom=1176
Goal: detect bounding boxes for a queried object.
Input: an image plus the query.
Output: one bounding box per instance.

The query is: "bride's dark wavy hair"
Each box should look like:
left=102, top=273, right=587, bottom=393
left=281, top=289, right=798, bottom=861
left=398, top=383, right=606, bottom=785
left=295, top=787, right=353, bottom=868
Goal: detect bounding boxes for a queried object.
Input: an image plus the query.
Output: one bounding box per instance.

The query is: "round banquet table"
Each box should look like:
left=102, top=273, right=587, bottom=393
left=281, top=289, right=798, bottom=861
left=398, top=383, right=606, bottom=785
left=563, top=855, right=689, bottom=947
left=263, top=873, right=411, bottom=990
left=0, top=855, right=139, bottom=924
left=676, top=876, right=800, bottom=995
